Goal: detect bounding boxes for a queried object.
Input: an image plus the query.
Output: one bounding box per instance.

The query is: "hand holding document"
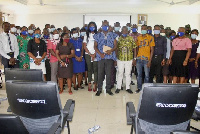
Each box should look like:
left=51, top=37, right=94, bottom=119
left=103, top=45, right=112, bottom=55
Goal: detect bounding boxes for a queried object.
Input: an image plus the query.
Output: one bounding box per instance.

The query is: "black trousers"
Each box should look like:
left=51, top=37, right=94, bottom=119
left=97, top=59, right=114, bottom=91
left=45, top=59, right=51, bottom=81
left=149, top=55, right=163, bottom=83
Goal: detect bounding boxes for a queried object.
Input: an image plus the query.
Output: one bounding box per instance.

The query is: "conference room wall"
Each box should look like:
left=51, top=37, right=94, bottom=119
left=7, top=13, right=200, bottom=33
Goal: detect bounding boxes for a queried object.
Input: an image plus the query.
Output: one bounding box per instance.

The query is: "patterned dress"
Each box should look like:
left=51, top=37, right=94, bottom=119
left=17, top=36, right=32, bottom=69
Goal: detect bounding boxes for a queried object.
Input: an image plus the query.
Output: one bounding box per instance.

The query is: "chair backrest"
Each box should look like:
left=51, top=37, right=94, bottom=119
left=5, top=68, right=44, bottom=81
left=136, top=83, right=199, bottom=134
left=6, top=81, right=63, bottom=134
left=0, top=114, right=29, bottom=134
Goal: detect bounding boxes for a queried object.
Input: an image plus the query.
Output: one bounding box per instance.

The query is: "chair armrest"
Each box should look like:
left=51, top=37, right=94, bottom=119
left=126, top=102, right=136, bottom=125
left=47, top=123, right=61, bottom=134
left=63, top=99, right=75, bottom=121
left=170, top=131, right=200, bottom=134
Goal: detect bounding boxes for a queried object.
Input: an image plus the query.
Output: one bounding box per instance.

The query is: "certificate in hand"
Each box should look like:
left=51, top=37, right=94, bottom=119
left=103, top=45, right=112, bottom=53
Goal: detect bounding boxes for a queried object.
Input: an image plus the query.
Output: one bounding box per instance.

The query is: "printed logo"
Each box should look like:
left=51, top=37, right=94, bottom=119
left=17, top=98, right=46, bottom=104
left=156, top=103, right=186, bottom=108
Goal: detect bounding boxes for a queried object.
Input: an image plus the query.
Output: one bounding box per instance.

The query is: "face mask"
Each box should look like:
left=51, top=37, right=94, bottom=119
left=43, top=35, right=49, bottom=39
left=51, top=28, right=56, bottom=32
left=89, top=26, right=95, bottom=32
left=48, top=28, right=51, bottom=32
left=185, top=30, right=191, bottom=34
left=127, top=26, right=131, bottom=31
left=73, top=33, right=79, bottom=38
left=170, top=36, right=175, bottom=40
left=141, top=30, right=147, bottom=35
left=102, top=25, right=109, bottom=31
left=53, top=34, right=59, bottom=40
left=178, top=32, right=185, bottom=37
left=28, top=30, right=34, bottom=34
left=154, top=30, right=160, bottom=35
left=11, top=27, right=17, bottom=33
left=191, top=34, right=197, bottom=39
left=64, top=38, right=70, bottom=43
left=85, top=27, right=88, bottom=30
left=122, top=34, right=128, bottom=37
left=132, top=28, right=137, bottom=33
left=147, top=30, right=152, bottom=34
left=21, top=31, right=28, bottom=36
left=34, top=34, right=41, bottom=38
left=114, top=27, right=120, bottom=32
left=17, top=29, right=21, bottom=34
left=80, top=32, right=86, bottom=37
left=160, top=33, right=165, bottom=36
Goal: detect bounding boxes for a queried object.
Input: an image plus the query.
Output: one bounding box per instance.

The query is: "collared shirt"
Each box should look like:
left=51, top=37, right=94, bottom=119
left=136, top=34, right=155, bottom=61
left=172, top=37, right=192, bottom=50
left=166, top=38, right=171, bottom=59
left=0, top=32, right=19, bottom=59
left=93, top=32, right=118, bottom=61
left=129, top=32, right=140, bottom=42
left=117, top=35, right=136, bottom=61
left=27, top=39, right=47, bottom=57
left=153, top=35, right=167, bottom=58
left=47, top=39, right=60, bottom=63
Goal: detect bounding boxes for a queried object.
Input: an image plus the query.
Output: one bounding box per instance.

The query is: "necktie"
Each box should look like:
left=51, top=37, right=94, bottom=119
left=7, top=33, right=13, bottom=51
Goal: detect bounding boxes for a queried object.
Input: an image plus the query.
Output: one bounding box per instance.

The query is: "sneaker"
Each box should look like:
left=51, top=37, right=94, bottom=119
left=95, top=91, right=102, bottom=96
left=106, top=90, right=114, bottom=96
left=135, top=89, right=141, bottom=93
left=131, top=81, right=135, bottom=85
left=115, top=89, right=120, bottom=94
left=126, top=89, right=133, bottom=94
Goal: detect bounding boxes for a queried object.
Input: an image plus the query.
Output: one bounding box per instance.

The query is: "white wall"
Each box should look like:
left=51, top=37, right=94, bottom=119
left=7, top=13, right=200, bottom=32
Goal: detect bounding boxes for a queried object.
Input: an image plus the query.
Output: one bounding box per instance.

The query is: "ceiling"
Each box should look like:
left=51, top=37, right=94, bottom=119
left=0, top=0, right=200, bottom=15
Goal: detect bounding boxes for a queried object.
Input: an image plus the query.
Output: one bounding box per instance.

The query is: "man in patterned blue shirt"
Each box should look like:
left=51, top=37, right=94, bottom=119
left=94, top=20, right=118, bottom=96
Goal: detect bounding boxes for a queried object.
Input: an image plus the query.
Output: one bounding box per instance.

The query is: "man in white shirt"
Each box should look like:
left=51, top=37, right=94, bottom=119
left=0, top=22, right=19, bottom=69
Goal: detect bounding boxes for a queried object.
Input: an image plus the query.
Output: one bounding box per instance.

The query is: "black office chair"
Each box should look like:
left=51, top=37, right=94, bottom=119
left=5, top=68, right=44, bottom=81
left=126, top=83, right=199, bottom=134
left=190, top=97, right=200, bottom=132
left=6, top=81, right=75, bottom=134
left=5, top=68, right=44, bottom=112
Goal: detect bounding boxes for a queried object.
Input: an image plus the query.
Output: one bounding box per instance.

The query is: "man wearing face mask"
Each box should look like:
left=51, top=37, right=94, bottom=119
left=115, top=26, right=137, bottom=94
left=136, top=24, right=155, bottom=93
left=0, top=22, right=19, bottom=69
left=114, top=22, right=122, bottom=37
left=147, top=26, right=153, bottom=36
left=10, top=24, right=17, bottom=36
left=160, top=28, right=166, bottom=37
left=126, top=23, right=132, bottom=34
left=80, top=27, right=86, bottom=40
left=94, top=20, right=118, bottom=96
left=149, top=25, right=167, bottom=83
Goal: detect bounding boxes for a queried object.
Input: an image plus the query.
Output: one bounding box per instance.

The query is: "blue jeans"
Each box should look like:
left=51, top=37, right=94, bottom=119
left=136, top=59, right=150, bottom=90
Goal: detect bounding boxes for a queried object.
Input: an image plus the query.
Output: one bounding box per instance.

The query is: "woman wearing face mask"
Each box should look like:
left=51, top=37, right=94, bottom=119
left=186, top=29, right=199, bottom=84
left=28, top=26, right=34, bottom=38
left=27, top=28, right=47, bottom=80
left=83, top=22, right=98, bottom=92
left=169, top=27, right=192, bottom=83
left=47, top=30, right=60, bottom=83
left=56, top=33, right=75, bottom=94
left=17, top=26, right=32, bottom=69
left=70, top=28, right=85, bottom=90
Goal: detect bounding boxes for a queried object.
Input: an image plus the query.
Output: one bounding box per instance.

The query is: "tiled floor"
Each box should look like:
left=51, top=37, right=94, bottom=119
left=0, top=73, right=200, bottom=134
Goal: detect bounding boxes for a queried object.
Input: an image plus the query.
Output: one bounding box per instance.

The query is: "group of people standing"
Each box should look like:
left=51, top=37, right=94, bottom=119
left=0, top=21, right=199, bottom=96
